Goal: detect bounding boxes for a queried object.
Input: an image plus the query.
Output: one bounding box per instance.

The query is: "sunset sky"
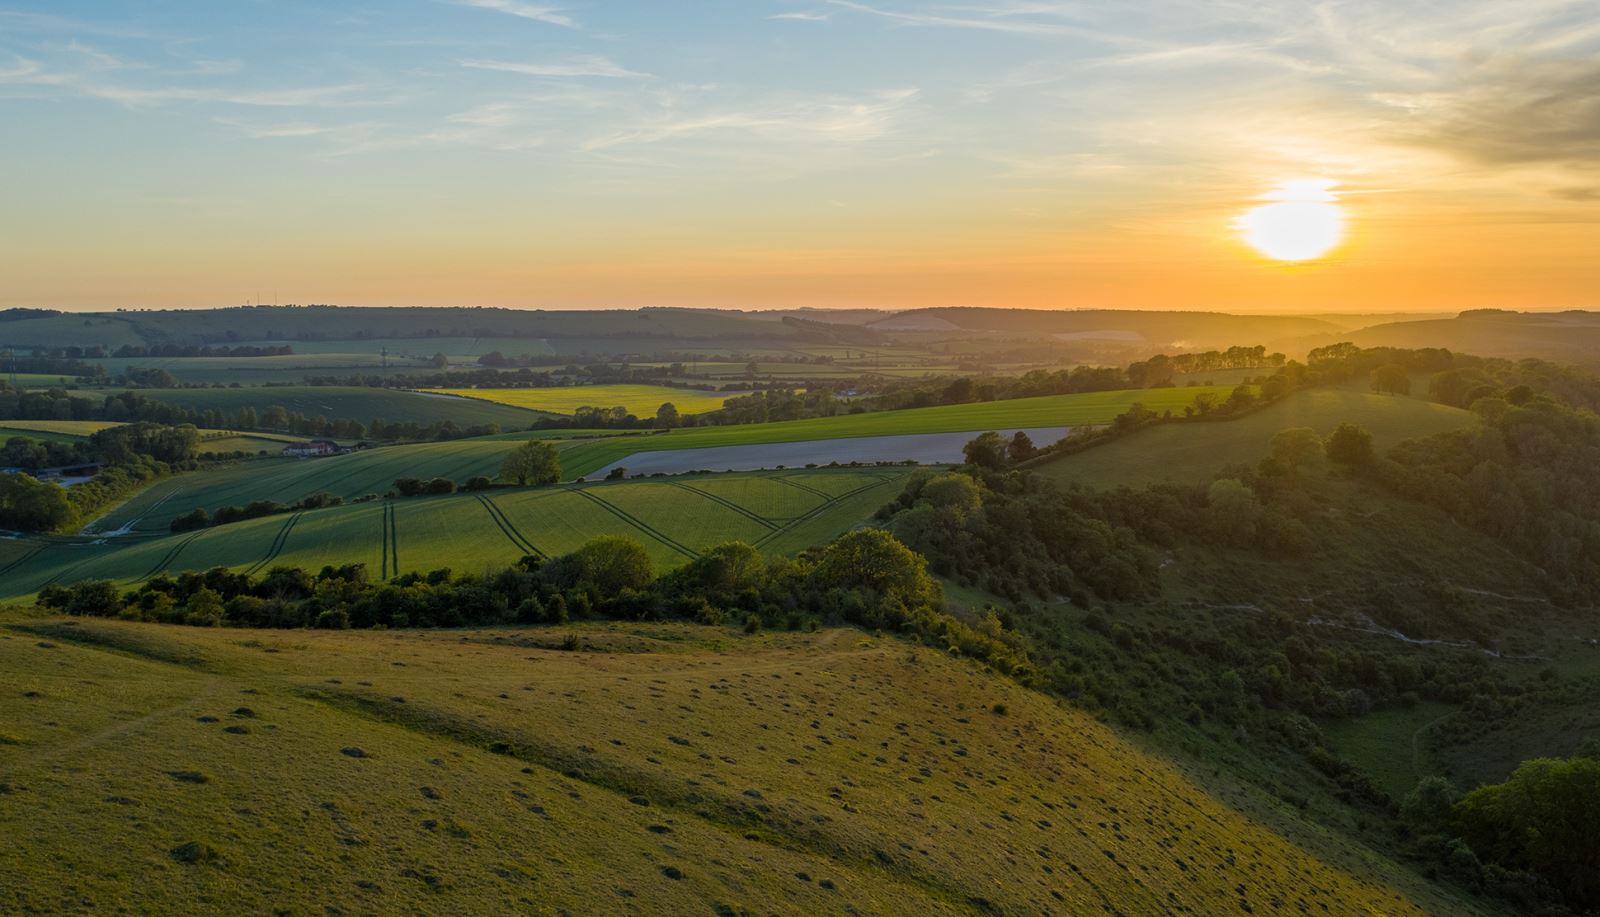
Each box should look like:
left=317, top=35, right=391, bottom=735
left=2, top=1, right=1596, bottom=312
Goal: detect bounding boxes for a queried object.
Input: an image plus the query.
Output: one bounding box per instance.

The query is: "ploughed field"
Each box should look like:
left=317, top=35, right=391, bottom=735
left=1, top=468, right=908, bottom=600
left=0, top=619, right=1476, bottom=915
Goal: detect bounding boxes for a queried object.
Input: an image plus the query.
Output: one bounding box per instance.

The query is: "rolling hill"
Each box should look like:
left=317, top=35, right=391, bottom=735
left=1033, top=388, right=1477, bottom=489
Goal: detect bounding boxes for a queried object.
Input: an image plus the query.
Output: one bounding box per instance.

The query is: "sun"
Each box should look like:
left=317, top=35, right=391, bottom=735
left=1235, top=179, right=1346, bottom=262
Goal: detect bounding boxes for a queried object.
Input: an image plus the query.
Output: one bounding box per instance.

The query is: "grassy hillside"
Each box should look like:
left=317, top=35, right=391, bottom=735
left=3, top=467, right=908, bottom=599
left=1346, top=310, right=1600, bottom=362
left=1033, top=388, right=1476, bottom=488
left=0, top=618, right=1480, bottom=915
left=426, top=384, right=740, bottom=417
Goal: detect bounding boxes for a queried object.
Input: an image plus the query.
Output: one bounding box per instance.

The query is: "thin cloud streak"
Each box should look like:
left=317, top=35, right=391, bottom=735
left=452, top=0, right=577, bottom=29
left=461, top=57, right=648, bottom=79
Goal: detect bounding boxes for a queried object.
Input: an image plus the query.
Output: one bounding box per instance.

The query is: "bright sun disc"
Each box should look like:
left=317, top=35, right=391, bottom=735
left=1236, top=180, right=1346, bottom=262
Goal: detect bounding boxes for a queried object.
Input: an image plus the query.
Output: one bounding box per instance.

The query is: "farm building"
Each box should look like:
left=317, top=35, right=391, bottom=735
left=282, top=439, right=339, bottom=458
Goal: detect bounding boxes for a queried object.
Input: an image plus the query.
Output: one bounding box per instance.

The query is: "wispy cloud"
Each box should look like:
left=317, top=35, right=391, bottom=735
left=581, top=88, right=919, bottom=152
left=770, top=11, right=830, bottom=22
left=0, top=58, right=381, bottom=109
left=452, top=0, right=577, bottom=29
left=1375, top=56, right=1600, bottom=168
left=825, top=0, right=1135, bottom=44
left=461, top=57, right=647, bottom=79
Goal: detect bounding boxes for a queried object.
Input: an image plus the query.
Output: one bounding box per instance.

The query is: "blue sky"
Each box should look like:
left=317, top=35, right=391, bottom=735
left=2, top=1, right=1596, bottom=310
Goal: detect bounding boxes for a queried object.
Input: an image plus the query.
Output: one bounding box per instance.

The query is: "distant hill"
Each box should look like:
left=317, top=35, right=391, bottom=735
left=1342, top=310, right=1600, bottom=362
left=869, top=307, right=1341, bottom=350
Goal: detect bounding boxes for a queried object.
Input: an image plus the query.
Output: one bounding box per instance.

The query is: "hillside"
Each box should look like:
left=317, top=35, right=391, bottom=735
left=1033, top=388, right=1475, bottom=488
left=0, top=618, right=1483, bottom=915
left=872, top=308, right=1340, bottom=351
left=1344, top=310, right=1600, bottom=363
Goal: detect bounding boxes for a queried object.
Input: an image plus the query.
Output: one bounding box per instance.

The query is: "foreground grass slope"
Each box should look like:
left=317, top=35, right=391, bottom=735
left=1034, top=388, right=1475, bottom=488
left=1, top=468, right=908, bottom=599
left=0, top=619, right=1480, bottom=915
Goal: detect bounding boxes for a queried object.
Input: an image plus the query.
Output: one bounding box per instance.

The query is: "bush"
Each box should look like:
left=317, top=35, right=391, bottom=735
left=63, top=581, right=121, bottom=617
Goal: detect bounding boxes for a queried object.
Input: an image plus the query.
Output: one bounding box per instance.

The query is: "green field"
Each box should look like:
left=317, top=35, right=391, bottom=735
left=55, top=386, right=1231, bottom=536
left=80, top=431, right=631, bottom=536
left=523, top=385, right=1241, bottom=478
left=2, top=467, right=908, bottom=598
left=1034, top=389, right=1477, bottom=488
left=0, top=619, right=1475, bottom=915
left=424, top=384, right=741, bottom=417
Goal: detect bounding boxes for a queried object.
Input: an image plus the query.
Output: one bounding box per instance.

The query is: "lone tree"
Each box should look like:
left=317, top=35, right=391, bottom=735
left=500, top=441, right=561, bottom=486
left=962, top=431, right=1008, bottom=470
left=1270, top=427, right=1322, bottom=475
left=654, top=402, right=680, bottom=429
left=1007, top=431, right=1037, bottom=464
left=1325, top=422, right=1375, bottom=466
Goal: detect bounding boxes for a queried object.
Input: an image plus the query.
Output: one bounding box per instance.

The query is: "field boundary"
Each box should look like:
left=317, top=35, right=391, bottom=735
left=385, top=502, right=399, bottom=576
left=245, top=512, right=304, bottom=576
left=0, top=542, right=45, bottom=579
left=476, top=494, right=544, bottom=559
left=771, top=475, right=833, bottom=500
left=663, top=481, right=779, bottom=530
left=755, top=476, right=896, bottom=550
left=136, top=530, right=206, bottom=582
left=566, top=487, right=698, bottom=559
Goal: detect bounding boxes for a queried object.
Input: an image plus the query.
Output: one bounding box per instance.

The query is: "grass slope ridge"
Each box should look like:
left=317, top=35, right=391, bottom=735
left=0, top=620, right=1478, bottom=915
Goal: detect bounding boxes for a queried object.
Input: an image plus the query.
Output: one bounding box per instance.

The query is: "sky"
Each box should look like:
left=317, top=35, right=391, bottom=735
left=1, top=0, right=1596, bottom=312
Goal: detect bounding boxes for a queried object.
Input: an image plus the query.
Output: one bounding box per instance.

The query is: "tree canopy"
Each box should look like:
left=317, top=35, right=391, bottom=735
left=499, top=440, right=561, bottom=486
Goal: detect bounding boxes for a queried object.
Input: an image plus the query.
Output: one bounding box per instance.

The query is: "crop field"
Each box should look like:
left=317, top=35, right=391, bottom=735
left=194, top=435, right=292, bottom=455
left=423, top=384, right=741, bottom=417
left=79, top=431, right=640, bottom=536
left=0, top=618, right=1479, bottom=915
left=1, top=468, right=911, bottom=598
left=522, top=384, right=1239, bottom=478
left=4, top=372, right=80, bottom=386
left=1034, top=388, right=1476, bottom=489
left=0, top=420, right=121, bottom=437
left=82, top=386, right=551, bottom=430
